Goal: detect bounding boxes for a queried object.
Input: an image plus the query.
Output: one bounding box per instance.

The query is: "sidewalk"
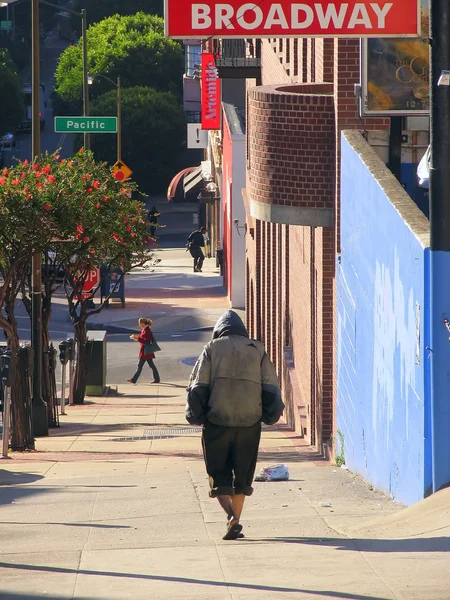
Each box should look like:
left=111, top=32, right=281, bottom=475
left=88, top=247, right=238, bottom=335
left=0, top=246, right=449, bottom=600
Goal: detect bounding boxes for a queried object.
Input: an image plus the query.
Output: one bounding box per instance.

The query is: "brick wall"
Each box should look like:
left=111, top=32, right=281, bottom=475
left=244, top=36, right=389, bottom=453
left=248, top=84, right=335, bottom=213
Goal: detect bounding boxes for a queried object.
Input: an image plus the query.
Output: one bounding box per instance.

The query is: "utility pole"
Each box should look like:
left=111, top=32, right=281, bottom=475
left=31, top=0, right=48, bottom=436
left=81, top=8, right=89, bottom=150
left=117, top=75, right=121, bottom=161
left=429, top=0, right=450, bottom=492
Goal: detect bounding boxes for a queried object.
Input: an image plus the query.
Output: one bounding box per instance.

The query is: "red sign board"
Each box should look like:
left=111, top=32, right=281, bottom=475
left=165, top=1, right=420, bottom=38
left=201, top=53, right=221, bottom=130
left=82, top=268, right=99, bottom=293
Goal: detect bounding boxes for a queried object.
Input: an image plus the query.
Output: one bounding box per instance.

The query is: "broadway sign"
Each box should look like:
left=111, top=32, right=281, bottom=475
left=164, top=1, right=420, bottom=38
left=201, top=53, right=221, bottom=130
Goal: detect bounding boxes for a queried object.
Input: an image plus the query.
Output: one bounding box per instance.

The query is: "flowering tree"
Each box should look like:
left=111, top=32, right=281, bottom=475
left=0, top=155, right=69, bottom=447
left=54, top=149, right=152, bottom=403
left=0, top=150, right=152, bottom=430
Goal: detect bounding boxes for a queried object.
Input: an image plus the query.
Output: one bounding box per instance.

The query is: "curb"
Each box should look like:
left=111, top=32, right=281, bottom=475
left=88, top=323, right=135, bottom=335
left=88, top=324, right=215, bottom=335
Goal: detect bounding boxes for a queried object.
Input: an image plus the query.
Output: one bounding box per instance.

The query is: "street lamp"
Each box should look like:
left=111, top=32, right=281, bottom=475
left=88, top=74, right=122, bottom=162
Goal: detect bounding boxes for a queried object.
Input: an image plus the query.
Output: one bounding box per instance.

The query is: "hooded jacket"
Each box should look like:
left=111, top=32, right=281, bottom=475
left=186, top=310, right=284, bottom=427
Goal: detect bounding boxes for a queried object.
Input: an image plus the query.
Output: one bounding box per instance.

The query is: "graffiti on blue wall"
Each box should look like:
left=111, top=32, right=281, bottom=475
left=337, top=133, right=431, bottom=506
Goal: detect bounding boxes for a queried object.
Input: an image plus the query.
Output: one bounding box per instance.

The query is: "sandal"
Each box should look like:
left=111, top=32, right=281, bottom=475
left=222, top=519, right=243, bottom=541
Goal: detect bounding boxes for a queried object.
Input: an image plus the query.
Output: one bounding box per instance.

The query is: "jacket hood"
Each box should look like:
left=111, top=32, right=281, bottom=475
left=212, top=310, right=249, bottom=339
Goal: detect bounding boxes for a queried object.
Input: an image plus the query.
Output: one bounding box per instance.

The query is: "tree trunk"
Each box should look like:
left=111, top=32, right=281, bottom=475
left=2, top=269, right=34, bottom=451
left=73, top=318, right=90, bottom=404
left=10, top=344, right=35, bottom=452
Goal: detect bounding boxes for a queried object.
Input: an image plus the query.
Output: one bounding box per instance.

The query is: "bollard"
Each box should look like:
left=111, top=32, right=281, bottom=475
left=68, top=361, right=74, bottom=406
left=59, top=341, right=69, bottom=415
left=1, top=351, right=16, bottom=459
left=21, top=344, right=34, bottom=401
left=66, top=339, right=75, bottom=405
left=1, top=385, right=11, bottom=459
left=60, top=362, right=67, bottom=415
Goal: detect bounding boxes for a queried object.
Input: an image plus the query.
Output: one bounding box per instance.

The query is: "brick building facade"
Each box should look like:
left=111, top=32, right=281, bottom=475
left=244, top=39, right=389, bottom=453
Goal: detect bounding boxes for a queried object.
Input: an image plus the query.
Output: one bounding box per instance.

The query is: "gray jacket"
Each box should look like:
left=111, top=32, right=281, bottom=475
left=186, top=310, right=284, bottom=427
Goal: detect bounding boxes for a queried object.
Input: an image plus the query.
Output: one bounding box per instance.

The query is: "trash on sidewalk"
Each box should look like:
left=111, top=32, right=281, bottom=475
left=255, top=464, right=289, bottom=482
left=319, top=502, right=332, bottom=508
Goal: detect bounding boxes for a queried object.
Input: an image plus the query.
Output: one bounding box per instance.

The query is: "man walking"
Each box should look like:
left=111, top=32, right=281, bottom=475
left=187, top=226, right=206, bottom=272
left=147, top=206, right=161, bottom=237
left=186, top=310, right=284, bottom=540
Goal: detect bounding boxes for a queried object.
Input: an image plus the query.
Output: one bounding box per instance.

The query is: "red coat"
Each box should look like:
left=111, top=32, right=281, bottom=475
left=138, top=326, right=155, bottom=359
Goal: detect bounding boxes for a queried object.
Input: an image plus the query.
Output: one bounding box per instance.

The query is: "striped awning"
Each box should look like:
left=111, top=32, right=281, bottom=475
left=167, top=166, right=202, bottom=201
left=183, top=166, right=203, bottom=194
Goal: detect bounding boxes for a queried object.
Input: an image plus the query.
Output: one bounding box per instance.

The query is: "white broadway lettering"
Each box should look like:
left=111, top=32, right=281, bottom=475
left=192, top=2, right=394, bottom=30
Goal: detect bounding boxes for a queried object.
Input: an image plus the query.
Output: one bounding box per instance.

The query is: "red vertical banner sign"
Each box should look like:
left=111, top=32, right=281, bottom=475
left=201, top=53, right=221, bottom=130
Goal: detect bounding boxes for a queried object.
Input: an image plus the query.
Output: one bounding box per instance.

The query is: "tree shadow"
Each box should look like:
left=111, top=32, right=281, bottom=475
left=249, top=536, right=450, bottom=553
left=256, top=450, right=326, bottom=463
left=45, top=421, right=190, bottom=438
left=1, top=521, right=130, bottom=529
left=0, top=562, right=396, bottom=599
left=0, top=470, right=44, bottom=486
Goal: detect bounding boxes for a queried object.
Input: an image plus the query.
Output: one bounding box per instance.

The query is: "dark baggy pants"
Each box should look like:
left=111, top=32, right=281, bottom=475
left=130, top=358, right=160, bottom=383
left=189, top=246, right=204, bottom=271
left=202, top=421, right=262, bottom=497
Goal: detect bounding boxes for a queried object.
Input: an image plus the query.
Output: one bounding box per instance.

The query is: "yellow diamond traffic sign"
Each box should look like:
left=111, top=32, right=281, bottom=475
left=112, top=160, right=133, bottom=181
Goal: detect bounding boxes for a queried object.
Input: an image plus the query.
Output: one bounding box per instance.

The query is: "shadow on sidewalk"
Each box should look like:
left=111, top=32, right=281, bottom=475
left=1, top=520, right=130, bottom=529
left=0, top=562, right=395, bottom=600
left=248, top=536, right=450, bottom=553
left=257, top=450, right=328, bottom=463
left=0, top=471, right=43, bottom=486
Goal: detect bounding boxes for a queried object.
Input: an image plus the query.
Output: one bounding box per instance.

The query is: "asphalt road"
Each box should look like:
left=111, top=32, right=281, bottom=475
left=12, top=298, right=209, bottom=387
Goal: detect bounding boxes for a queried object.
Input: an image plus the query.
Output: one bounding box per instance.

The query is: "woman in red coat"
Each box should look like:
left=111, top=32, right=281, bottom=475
left=127, top=317, right=160, bottom=384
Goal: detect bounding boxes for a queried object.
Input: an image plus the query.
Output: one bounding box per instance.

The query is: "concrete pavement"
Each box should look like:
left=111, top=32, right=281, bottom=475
left=1, top=242, right=449, bottom=599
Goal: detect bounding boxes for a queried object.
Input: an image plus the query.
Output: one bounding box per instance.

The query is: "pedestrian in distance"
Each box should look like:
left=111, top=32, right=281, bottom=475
left=187, top=226, right=206, bottom=272
left=186, top=310, right=284, bottom=540
left=127, top=317, right=160, bottom=384
left=147, top=206, right=161, bottom=237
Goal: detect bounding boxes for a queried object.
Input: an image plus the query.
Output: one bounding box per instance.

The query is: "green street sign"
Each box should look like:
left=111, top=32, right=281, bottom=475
left=54, top=117, right=117, bottom=133
left=1, top=21, right=13, bottom=31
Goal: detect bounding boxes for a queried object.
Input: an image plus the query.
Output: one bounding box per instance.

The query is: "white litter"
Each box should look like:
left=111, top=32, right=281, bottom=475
left=255, top=464, right=289, bottom=482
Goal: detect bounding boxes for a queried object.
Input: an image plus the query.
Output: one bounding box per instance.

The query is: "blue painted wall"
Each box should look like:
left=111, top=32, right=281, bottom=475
left=337, top=134, right=431, bottom=506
